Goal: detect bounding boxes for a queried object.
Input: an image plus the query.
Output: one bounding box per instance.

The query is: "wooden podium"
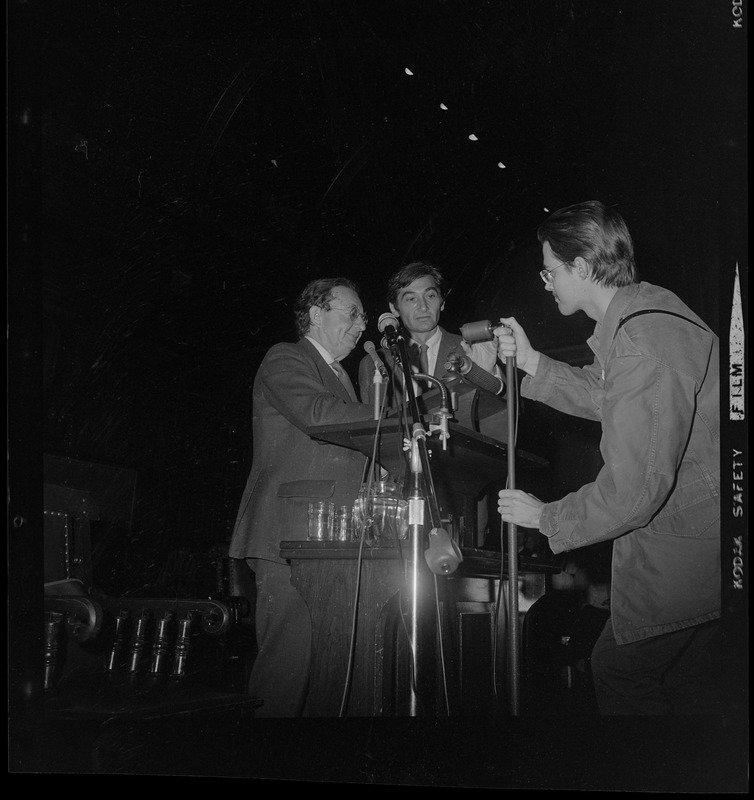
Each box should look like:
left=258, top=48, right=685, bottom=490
left=280, top=540, right=556, bottom=717
left=306, top=417, right=549, bottom=548
left=278, top=418, right=555, bottom=717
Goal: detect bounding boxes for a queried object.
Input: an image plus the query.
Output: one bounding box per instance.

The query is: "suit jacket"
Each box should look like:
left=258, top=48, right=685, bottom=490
left=229, top=337, right=376, bottom=564
left=357, top=327, right=507, bottom=439
left=357, top=327, right=464, bottom=407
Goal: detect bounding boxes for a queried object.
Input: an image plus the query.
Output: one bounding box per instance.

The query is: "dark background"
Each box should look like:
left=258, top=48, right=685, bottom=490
left=8, top=0, right=748, bottom=784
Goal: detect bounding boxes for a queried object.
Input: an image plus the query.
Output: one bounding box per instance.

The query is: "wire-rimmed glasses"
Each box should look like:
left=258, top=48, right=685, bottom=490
left=324, top=305, right=369, bottom=325
left=539, top=261, right=568, bottom=283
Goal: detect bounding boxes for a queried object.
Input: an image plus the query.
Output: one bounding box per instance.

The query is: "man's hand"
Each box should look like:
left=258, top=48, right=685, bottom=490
left=493, top=317, right=540, bottom=376
left=461, top=338, right=498, bottom=372
left=498, top=489, right=545, bottom=529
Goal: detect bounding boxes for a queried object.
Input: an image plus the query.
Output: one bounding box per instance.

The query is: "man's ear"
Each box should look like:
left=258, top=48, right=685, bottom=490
left=309, top=305, right=321, bottom=328
left=574, top=257, right=590, bottom=279
left=389, top=302, right=399, bottom=316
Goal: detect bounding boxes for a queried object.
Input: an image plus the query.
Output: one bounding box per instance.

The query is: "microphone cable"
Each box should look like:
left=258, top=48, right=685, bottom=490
left=433, top=572, right=452, bottom=715
left=339, top=383, right=389, bottom=717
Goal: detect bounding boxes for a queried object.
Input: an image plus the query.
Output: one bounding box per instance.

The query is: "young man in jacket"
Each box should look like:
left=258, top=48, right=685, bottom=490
left=496, top=201, right=720, bottom=715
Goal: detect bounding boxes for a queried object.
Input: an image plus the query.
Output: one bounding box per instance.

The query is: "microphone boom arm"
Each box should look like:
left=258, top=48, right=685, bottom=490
left=413, top=373, right=453, bottom=451
left=379, top=328, right=443, bottom=530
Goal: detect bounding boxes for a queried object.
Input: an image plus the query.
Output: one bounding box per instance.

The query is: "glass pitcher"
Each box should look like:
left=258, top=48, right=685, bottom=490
left=352, top=481, right=408, bottom=545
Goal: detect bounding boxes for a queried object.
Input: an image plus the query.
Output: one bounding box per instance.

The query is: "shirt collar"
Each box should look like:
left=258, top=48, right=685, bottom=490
left=410, top=327, right=442, bottom=354
left=305, top=334, right=339, bottom=364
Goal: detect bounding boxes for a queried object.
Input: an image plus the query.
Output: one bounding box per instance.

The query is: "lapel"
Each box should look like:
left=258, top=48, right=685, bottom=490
left=299, top=337, right=354, bottom=402
left=435, top=328, right=459, bottom=377
left=378, top=327, right=457, bottom=392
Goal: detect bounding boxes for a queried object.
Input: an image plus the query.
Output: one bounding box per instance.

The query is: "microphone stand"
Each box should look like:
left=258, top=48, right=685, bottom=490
left=381, top=327, right=449, bottom=716
left=372, top=365, right=384, bottom=421
left=505, top=355, right=521, bottom=716
left=454, top=320, right=522, bottom=716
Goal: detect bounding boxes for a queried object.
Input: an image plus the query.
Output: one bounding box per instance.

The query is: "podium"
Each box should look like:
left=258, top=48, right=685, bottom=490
left=280, top=540, right=556, bottom=716
left=306, top=417, right=549, bottom=548
left=281, top=417, right=555, bottom=717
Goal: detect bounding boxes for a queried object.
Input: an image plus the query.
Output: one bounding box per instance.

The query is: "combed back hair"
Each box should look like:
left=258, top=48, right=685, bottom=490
left=537, top=201, right=637, bottom=288
left=294, top=277, right=361, bottom=338
left=387, top=261, right=447, bottom=306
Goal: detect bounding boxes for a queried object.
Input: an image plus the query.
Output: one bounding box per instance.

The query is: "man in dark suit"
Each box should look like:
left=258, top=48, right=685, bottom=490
left=358, top=261, right=505, bottom=419
left=358, top=261, right=506, bottom=546
left=229, top=277, right=376, bottom=717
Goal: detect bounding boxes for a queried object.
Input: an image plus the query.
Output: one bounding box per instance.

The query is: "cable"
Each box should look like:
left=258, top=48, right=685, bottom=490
left=338, top=523, right=367, bottom=717
left=338, top=385, right=390, bottom=717
left=433, top=573, right=452, bottom=715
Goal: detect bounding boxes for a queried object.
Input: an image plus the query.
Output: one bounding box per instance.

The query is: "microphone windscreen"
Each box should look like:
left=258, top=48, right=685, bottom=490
left=460, top=320, right=494, bottom=343
left=377, top=312, right=400, bottom=333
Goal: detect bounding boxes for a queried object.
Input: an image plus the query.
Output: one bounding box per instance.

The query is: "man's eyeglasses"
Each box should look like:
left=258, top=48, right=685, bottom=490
left=539, top=261, right=568, bottom=283
left=324, top=305, right=369, bottom=325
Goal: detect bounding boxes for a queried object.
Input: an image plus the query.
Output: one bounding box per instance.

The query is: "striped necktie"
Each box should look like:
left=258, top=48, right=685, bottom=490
left=330, top=360, right=357, bottom=401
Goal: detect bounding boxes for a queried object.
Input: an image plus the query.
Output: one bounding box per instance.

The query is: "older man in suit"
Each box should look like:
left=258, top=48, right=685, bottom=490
left=229, top=277, right=376, bottom=717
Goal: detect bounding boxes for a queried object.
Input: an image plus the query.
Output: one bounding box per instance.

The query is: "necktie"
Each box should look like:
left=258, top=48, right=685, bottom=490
left=413, top=342, right=430, bottom=393
left=418, top=343, right=430, bottom=377
left=330, top=361, right=357, bottom=401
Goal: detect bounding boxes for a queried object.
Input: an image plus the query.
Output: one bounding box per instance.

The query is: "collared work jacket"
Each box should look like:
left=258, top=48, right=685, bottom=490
left=524, top=282, right=720, bottom=644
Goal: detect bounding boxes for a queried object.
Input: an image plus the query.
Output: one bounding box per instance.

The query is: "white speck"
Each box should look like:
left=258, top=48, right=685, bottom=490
left=405, top=68, right=414, bottom=76
left=271, top=159, right=278, bottom=167
left=544, top=208, right=549, bottom=212
left=468, top=134, right=478, bottom=141
left=497, top=162, right=506, bottom=169
left=440, top=103, right=448, bottom=110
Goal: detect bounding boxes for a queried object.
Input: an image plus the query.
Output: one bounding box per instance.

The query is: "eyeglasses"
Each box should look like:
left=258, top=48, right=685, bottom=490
left=539, top=261, right=569, bottom=283
left=324, top=305, right=369, bottom=325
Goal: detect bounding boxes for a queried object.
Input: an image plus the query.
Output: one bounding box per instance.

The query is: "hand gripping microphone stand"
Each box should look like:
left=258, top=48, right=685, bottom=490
left=459, top=319, right=521, bottom=717
left=377, top=313, right=462, bottom=716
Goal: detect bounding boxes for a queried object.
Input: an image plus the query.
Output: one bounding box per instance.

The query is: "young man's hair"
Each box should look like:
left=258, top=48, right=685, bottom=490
left=294, top=277, right=360, bottom=338
left=387, top=261, right=447, bottom=306
left=537, top=201, right=637, bottom=288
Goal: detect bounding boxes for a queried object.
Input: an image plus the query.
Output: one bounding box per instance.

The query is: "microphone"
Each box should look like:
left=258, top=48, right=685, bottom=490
left=377, top=311, right=402, bottom=355
left=363, top=341, right=388, bottom=379
left=364, top=341, right=387, bottom=420
left=459, top=319, right=495, bottom=343
left=445, top=349, right=505, bottom=396
left=377, top=312, right=400, bottom=335
left=424, top=527, right=463, bottom=575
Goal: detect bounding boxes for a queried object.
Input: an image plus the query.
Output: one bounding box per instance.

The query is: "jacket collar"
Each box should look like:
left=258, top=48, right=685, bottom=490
left=592, top=283, right=642, bottom=367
